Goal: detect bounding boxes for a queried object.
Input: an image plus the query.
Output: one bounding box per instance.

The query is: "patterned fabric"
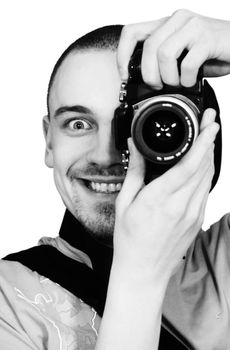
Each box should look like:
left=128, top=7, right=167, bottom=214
left=1, top=211, right=230, bottom=349
left=0, top=260, right=101, bottom=350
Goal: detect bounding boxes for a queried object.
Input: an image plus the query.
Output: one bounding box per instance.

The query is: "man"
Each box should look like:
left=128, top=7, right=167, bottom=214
left=0, top=9, right=230, bottom=349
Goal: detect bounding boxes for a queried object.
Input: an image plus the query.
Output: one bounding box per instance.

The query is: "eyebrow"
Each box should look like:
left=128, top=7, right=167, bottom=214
left=54, top=105, right=93, bottom=118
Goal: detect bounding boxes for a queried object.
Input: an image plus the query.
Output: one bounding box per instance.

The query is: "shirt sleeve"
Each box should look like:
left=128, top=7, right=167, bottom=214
left=162, top=213, right=230, bottom=350
left=0, top=314, right=37, bottom=350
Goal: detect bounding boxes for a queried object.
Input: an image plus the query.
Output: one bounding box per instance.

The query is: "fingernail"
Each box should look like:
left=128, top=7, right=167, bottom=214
left=127, top=137, right=133, bottom=154
left=207, top=109, right=217, bottom=123
left=151, top=84, right=163, bottom=90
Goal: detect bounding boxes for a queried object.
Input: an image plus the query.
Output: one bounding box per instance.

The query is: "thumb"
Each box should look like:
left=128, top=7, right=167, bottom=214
left=117, top=138, right=145, bottom=212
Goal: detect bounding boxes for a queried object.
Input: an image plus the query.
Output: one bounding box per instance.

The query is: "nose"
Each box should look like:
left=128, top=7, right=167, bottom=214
left=86, top=123, right=122, bottom=167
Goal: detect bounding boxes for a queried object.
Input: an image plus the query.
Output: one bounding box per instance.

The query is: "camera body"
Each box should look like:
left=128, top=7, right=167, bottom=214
left=114, top=46, right=222, bottom=190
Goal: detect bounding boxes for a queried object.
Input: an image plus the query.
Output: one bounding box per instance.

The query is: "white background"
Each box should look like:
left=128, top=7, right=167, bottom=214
left=0, top=0, right=230, bottom=258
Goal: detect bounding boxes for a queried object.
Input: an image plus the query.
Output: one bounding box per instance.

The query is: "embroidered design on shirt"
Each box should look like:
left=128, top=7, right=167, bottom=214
left=14, top=276, right=100, bottom=349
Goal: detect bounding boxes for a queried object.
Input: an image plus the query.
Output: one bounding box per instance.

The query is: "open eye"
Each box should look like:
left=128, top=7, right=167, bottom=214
left=66, top=119, right=92, bottom=132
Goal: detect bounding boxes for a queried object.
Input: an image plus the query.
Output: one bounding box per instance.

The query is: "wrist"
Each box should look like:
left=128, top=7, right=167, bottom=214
left=96, top=260, right=166, bottom=350
left=111, top=251, right=171, bottom=292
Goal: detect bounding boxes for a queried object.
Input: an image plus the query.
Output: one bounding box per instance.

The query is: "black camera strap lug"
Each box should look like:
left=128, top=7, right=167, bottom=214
left=119, top=81, right=128, bottom=102
left=118, top=80, right=130, bottom=172
left=121, top=149, right=130, bottom=172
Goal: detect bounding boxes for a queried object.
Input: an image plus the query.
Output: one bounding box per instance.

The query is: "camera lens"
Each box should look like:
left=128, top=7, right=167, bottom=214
left=142, top=109, right=185, bottom=153
left=131, top=95, right=199, bottom=163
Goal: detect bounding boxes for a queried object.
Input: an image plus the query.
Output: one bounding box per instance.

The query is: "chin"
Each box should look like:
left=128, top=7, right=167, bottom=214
left=72, top=200, right=116, bottom=246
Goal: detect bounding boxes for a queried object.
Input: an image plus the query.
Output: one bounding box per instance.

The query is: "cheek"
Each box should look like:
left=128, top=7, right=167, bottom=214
left=51, top=133, right=93, bottom=174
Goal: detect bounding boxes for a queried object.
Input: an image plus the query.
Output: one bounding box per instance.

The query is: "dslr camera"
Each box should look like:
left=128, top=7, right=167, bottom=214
left=114, top=45, right=222, bottom=190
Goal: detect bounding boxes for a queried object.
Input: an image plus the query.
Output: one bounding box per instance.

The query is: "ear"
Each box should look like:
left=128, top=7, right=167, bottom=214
left=42, top=115, right=54, bottom=168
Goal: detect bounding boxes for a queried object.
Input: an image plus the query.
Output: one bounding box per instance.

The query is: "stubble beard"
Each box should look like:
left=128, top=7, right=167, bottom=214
left=72, top=197, right=116, bottom=246
left=66, top=162, right=125, bottom=246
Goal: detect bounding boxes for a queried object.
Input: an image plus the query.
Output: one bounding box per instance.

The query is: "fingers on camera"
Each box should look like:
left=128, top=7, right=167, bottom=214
left=117, top=18, right=168, bottom=80
left=200, top=109, right=216, bottom=131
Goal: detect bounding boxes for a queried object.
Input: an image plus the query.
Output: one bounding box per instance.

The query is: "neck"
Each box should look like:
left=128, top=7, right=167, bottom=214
left=59, top=209, right=113, bottom=288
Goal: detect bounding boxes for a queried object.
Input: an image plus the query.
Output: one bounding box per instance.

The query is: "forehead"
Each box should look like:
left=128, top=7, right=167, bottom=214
left=49, top=49, right=121, bottom=117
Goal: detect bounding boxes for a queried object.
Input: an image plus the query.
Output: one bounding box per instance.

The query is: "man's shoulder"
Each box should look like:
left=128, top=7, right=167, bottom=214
left=0, top=259, right=25, bottom=287
left=0, top=244, right=77, bottom=309
left=0, top=258, right=31, bottom=276
left=0, top=256, right=51, bottom=300
left=205, top=212, right=230, bottom=235
left=2, top=241, right=103, bottom=314
left=196, top=212, right=230, bottom=253
left=163, top=213, right=230, bottom=349
left=0, top=257, right=101, bottom=349
left=0, top=258, right=47, bottom=329
left=1, top=245, right=60, bottom=288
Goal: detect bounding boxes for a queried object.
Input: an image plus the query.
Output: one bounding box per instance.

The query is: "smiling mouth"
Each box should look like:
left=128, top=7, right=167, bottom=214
left=80, top=179, right=123, bottom=194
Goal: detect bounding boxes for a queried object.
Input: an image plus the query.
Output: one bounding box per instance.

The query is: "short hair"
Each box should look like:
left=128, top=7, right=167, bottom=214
left=47, top=24, right=124, bottom=117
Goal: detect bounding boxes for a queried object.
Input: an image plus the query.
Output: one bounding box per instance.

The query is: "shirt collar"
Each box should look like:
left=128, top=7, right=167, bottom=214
left=59, top=209, right=113, bottom=283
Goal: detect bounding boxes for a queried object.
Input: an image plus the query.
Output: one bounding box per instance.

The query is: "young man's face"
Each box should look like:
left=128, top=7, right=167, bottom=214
left=45, top=50, right=125, bottom=241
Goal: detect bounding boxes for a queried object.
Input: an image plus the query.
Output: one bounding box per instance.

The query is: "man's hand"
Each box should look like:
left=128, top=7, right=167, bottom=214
left=114, top=109, right=219, bottom=283
left=97, top=13, right=224, bottom=349
left=117, top=9, right=230, bottom=88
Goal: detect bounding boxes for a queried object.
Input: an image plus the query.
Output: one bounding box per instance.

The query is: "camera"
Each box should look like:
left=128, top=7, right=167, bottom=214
left=114, top=44, right=222, bottom=190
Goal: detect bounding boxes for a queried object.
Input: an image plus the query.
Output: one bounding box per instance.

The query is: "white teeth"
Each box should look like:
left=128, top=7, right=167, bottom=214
left=109, top=183, right=116, bottom=192
left=116, top=183, right=122, bottom=191
left=96, top=183, right=101, bottom=192
left=88, top=182, right=123, bottom=193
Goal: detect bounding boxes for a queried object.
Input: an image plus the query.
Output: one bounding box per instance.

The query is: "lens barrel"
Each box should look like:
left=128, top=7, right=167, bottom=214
left=131, top=94, right=199, bottom=164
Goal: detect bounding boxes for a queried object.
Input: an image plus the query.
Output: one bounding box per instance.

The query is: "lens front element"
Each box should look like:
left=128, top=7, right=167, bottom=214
left=132, top=95, right=199, bottom=164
